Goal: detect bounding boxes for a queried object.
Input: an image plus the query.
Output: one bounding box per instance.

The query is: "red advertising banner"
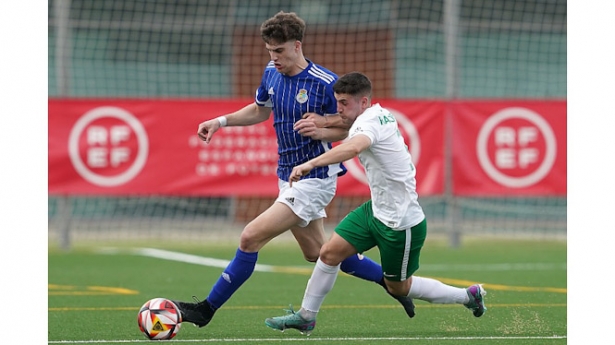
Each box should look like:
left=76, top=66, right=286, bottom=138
left=48, top=99, right=445, bottom=196
left=451, top=100, right=567, bottom=196
left=49, top=99, right=564, bottom=197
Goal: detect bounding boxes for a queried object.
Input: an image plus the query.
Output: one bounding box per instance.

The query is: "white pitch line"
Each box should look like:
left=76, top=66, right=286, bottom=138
left=98, top=247, right=566, bottom=272
left=48, top=335, right=567, bottom=343
left=132, top=247, right=278, bottom=272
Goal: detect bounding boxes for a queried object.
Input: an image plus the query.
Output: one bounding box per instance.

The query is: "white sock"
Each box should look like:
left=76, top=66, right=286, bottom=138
left=408, top=276, right=468, bottom=304
left=300, top=258, right=340, bottom=318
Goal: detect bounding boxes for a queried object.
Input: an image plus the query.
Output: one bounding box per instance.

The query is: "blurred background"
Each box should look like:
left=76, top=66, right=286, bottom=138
left=48, top=0, right=567, bottom=249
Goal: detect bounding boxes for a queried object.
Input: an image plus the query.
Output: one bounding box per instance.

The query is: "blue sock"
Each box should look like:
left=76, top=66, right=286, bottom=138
left=340, top=254, right=385, bottom=286
left=206, top=248, right=258, bottom=310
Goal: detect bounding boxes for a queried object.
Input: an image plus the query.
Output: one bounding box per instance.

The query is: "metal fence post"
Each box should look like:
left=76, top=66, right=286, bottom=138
left=444, top=0, right=461, bottom=247
left=54, top=0, right=71, bottom=96
left=53, top=0, right=72, bottom=250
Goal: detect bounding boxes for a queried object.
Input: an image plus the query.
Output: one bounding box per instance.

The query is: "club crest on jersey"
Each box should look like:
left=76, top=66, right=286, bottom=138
left=296, top=89, right=308, bottom=104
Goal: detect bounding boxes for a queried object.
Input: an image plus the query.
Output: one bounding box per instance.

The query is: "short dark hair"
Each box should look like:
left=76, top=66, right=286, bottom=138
left=333, top=72, right=372, bottom=98
left=260, top=11, right=306, bottom=44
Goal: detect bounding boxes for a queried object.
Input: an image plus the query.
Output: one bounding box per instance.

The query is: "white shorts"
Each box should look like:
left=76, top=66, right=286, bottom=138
left=276, top=175, right=337, bottom=227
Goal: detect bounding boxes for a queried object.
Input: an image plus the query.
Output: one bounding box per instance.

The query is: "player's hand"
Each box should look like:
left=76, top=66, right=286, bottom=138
left=289, top=162, right=315, bottom=186
left=197, top=119, right=221, bottom=143
left=302, top=112, right=328, bottom=127
left=294, top=118, right=323, bottom=140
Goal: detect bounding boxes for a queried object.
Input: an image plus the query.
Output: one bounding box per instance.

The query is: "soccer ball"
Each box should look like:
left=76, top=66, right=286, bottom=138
left=137, top=298, right=182, bottom=340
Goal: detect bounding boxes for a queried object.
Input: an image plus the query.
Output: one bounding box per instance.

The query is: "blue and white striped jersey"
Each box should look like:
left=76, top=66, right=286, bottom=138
left=255, top=60, right=347, bottom=181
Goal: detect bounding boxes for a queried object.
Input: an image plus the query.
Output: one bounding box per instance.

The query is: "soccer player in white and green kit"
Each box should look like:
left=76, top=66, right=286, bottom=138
left=265, top=72, right=487, bottom=334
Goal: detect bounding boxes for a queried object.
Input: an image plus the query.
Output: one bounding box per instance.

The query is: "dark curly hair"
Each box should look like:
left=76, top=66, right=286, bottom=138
left=260, top=11, right=306, bottom=44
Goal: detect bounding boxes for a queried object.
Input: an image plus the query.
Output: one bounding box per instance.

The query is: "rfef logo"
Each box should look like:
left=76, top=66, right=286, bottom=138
left=68, top=106, right=149, bottom=187
left=476, top=107, right=556, bottom=188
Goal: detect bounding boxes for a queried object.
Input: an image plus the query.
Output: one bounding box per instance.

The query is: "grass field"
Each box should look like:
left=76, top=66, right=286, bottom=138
left=48, top=237, right=566, bottom=344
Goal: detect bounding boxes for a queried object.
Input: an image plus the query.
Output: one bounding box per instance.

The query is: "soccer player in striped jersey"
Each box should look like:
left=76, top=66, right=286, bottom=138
left=265, top=72, right=487, bottom=335
left=172, top=11, right=415, bottom=329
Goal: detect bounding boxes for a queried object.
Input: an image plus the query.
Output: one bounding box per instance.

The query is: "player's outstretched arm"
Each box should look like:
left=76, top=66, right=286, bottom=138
left=227, top=103, right=272, bottom=127
left=294, top=113, right=350, bottom=142
left=197, top=103, right=271, bottom=143
left=289, top=134, right=371, bottom=186
left=294, top=120, right=349, bottom=142
left=303, top=113, right=350, bottom=130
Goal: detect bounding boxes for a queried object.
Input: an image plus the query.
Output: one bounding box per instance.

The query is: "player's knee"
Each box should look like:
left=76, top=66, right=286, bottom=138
left=318, top=247, right=343, bottom=266
left=238, top=225, right=265, bottom=252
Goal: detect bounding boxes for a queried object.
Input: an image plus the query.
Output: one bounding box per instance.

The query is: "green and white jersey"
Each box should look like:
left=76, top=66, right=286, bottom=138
left=348, top=103, right=425, bottom=230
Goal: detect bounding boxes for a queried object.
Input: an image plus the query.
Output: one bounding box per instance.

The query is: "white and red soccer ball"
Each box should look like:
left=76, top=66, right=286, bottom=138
left=137, top=298, right=182, bottom=340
